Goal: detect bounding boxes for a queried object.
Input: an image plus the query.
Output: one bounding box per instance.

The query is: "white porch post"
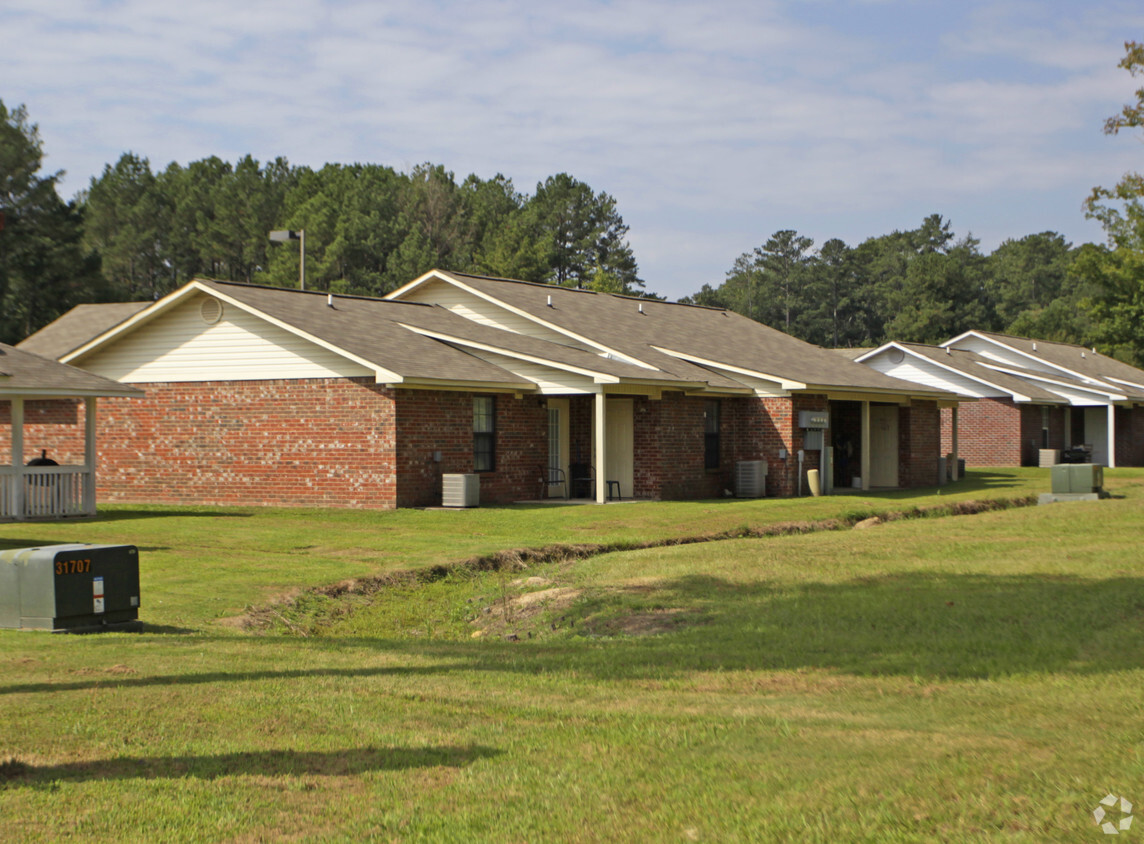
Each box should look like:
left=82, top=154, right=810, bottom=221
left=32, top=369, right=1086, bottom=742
left=951, top=405, right=960, bottom=481
left=84, top=397, right=98, bottom=514
left=1107, top=405, right=1117, bottom=468
left=12, top=397, right=24, bottom=519
left=860, top=400, right=870, bottom=492
left=594, top=389, right=607, bottom=504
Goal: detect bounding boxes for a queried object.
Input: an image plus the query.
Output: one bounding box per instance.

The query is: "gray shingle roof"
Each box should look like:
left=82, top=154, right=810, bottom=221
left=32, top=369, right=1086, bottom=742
left=957, top=331, right=1144, bottom=401
left=196, top=281, right=710, bottom=388
left=887, top=342, right=1069, bottom=403
left=0, top=344, right=144, bottom=398
left=18, top=302, right=151, bottom=360
left=431, top=272, right=952, bottom=396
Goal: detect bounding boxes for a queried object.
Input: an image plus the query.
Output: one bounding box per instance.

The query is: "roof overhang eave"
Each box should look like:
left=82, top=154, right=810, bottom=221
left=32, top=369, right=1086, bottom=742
left=388, top=377, right=537, bottom=393
left=0, top=386, right=145, bottom=399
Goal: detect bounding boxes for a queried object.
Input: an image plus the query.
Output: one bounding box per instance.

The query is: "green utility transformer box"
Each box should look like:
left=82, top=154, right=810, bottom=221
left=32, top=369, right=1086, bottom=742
left=1050, top=464, right=1105, bottom=495
left=0, top=544, right=141, bottom=633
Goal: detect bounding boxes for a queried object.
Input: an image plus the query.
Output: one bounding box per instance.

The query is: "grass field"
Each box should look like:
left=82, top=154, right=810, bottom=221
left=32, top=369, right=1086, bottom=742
left=1, top=469, right=1142, bottom=842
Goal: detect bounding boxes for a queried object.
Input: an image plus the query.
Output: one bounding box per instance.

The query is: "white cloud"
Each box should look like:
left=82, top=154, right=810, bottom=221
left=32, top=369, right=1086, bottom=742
left=2, top=0, right=1141, bottom=298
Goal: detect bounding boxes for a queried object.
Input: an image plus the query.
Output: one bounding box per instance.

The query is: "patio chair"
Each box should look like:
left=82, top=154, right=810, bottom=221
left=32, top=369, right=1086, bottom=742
left=538, top=465, right=569, bottom=499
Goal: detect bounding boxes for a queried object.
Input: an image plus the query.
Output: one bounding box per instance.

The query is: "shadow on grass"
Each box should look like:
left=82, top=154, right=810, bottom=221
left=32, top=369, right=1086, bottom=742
left=548, top=571, right=1144, bottom=679
left=0, top=538, right=169, bottom=553
left=436, top=570, right=1144, bottom=681
left=91, top=508, right=255, bottom=522
left=0, top=744, right=500, bottom=787
left=0, top=662, right=466, bottom=696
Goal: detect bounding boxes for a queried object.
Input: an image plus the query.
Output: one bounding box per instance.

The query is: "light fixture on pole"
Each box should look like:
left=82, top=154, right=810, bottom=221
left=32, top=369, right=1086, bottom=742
left=269, top=229, right=305, bottom=290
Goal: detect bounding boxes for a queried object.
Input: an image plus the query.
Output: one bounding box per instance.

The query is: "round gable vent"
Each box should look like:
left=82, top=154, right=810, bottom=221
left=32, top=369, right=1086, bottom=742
left=200, top=297, right=223, bottom=324
left=888, top=348, right=905, bottom=364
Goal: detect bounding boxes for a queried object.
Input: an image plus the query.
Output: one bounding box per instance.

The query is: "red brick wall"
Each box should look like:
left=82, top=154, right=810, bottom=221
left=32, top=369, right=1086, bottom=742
left=900, top=401, right=941, bottom=487
left=0, top=399, right=86, bottom=464
left=941, top=400, right=1077, bottom=467
left=93, top=378, right=399, bottom=509
left=635, top=393, right=723, bottom=500
left=941, top=398, right=1023, bottom=466
left=395, top=390, right=547, bottom=507
left=1115, top=406, right=1144, bottom=467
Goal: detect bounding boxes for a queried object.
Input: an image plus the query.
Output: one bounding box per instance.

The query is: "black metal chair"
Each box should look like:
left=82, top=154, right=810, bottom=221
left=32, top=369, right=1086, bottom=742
left=538, top=465, right=569, bottom=499
left=570, top=462, right=594, bottom=499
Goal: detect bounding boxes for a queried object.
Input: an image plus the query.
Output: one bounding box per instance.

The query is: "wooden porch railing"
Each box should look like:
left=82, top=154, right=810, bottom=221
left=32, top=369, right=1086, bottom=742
left=0, top=466, right=94, bottom=520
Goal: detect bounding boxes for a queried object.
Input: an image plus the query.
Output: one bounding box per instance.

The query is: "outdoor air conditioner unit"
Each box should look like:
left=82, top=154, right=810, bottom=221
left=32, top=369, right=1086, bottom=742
left=442, top=473, right=480, bottom=507
left=735, top=460, right=767, bottom=498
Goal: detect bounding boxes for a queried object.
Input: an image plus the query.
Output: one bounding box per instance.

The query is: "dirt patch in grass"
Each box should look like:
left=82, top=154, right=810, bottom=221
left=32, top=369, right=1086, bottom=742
left=229, top=496, right=1037, bottom=634
left=470, top=585, right=584, bottom=640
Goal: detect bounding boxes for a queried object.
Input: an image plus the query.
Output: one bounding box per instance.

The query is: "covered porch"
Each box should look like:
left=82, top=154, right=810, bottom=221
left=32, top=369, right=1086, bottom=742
left=0, top=344, right=142, bottom=521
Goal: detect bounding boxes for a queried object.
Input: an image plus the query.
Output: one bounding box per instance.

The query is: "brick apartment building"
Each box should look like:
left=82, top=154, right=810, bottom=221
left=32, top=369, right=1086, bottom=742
left=15, top=271, right=960, bottom=510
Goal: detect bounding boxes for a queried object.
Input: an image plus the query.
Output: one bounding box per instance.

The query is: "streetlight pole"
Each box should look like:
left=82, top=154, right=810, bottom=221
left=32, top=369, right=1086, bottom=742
left=269, top=229, right=305, bottom=290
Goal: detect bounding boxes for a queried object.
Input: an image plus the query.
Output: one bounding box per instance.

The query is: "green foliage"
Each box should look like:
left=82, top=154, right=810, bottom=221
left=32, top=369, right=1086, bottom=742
left=0, top=99, right=101, bottom=343
left=1081, top=40, right=1144, bottom=364
left=72, top=154, right=644, bottom=308
left=526, top=173, right=642, bottom=292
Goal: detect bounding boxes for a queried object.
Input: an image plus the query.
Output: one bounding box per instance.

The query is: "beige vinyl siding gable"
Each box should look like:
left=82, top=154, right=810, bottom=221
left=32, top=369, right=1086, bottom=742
left=80, top=294, right=373, bottom=383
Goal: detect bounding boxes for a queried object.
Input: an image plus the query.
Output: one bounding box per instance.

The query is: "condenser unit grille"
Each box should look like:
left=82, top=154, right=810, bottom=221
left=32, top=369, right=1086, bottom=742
left=735, top=460, right=767, bottom=498
left=442, top=473, right=480, bottom=507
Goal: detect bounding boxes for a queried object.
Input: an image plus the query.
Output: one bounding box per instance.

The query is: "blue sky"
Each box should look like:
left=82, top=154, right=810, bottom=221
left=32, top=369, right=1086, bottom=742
left=4, top=0, right=1143, bottom=299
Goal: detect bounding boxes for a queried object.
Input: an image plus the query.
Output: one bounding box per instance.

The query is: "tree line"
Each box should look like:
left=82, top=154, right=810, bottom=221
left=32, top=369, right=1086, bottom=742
left=682, top=217, right=1098, bottom=352
left=1, top=40, right=1142, bottom=363
left=0, top=109, right=642, bottom=344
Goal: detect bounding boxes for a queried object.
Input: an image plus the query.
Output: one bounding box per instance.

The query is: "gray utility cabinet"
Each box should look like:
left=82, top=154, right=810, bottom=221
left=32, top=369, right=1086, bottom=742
left=1051, top=464, right=1104, bottom=494
left=0, top=544, right=141, bottom=632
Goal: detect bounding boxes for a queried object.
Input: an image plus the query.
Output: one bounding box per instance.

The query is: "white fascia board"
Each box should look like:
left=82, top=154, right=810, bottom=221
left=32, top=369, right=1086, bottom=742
left=1107, top=376, right=1144, bottom=393
left=977, top=363, right=1125, bottom=401
left=61, top=282, right=207, bottom=364
left=944, top=331, right=1114, bottom=389
left=0, top=386, right=144, bottom=399
left=383, top=269, right=446, bottom=300
left=396, top=323, right=623, bottom=383
left=197, top=285, right=404, bottom=383
left=651, top=346, right=804, bottom=391
left=390, top=271, right=657, bottom=371
left=939, top=330, right=978, bottom=348
left=66, top=280, right=404, bottom=385
left=852, top=342, right=897, bottom=363
left=878, top=344, right=1030, bottom=399
left=393, top=377, right=535, bottom=393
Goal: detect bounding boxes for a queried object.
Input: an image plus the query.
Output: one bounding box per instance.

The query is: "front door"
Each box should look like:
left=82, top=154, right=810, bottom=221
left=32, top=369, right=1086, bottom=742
left=547, top=398, right=570, bottom=498
left=869, top=404, right=899, bottom=487
left=604, top=398, right=634, bottom=499
left=1084, top=406, right=1109, bottom=465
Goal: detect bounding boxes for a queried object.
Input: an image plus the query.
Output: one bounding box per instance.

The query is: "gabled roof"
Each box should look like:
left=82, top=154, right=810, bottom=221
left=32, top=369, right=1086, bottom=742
left=18, top=302, right=151, bottom=360
left=0, top=344, right=143, bottom=399
left=942, top=330, right=1144, bottom=402
left=389, top=271, right=957, bottom=399
left=55, top=280, right=726, bottom=393
left=857, top=341, right=1067, bottom=403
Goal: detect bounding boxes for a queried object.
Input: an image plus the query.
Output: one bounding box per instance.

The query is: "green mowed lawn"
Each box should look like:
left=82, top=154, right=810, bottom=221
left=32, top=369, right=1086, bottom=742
left=1, top=469, right=1142, bottom=842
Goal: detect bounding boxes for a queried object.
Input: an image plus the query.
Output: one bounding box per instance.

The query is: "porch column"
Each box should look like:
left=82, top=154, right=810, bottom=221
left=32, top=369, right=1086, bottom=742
left=860, top=400, right=870, bottom=492
left=84, top=397, right=98, bottom=515
left=11, top=398, right=24, bottom=519
left=1107, top=405, right=1117, bottom=468
left=1064, top=407, right=1072, bottom=449
left=594, top=389, right=607, bottom=504
left=951, top=405, right=960, bottom=481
